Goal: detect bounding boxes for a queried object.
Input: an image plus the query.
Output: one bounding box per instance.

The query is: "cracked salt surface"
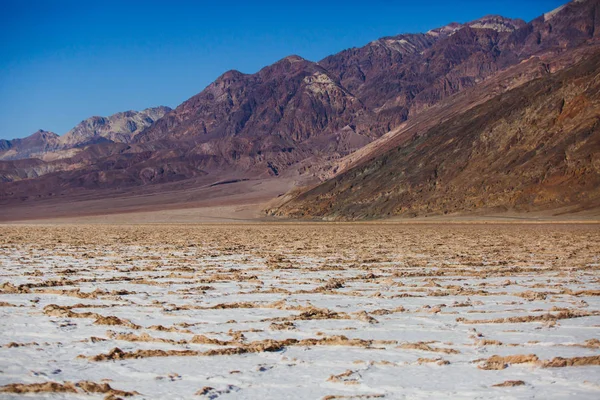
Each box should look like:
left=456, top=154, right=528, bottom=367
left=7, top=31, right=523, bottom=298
left=0, top=224, right=599, bottom=399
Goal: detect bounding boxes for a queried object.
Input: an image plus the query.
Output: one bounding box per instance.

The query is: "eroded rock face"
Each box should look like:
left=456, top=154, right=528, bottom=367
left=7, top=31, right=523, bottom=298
left=320, top=0, right=598, bottom=127
left=273, top=52, right=600, bottom=219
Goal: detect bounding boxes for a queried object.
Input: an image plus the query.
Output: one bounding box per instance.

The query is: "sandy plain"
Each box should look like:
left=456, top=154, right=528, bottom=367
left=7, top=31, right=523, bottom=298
left=0, top=223, right=599, bottom=399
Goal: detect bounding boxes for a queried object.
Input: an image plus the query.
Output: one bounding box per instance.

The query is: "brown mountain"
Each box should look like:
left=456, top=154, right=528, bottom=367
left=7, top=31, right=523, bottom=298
left=131, top=56, right=381, bottom=177
left=1, top=0, right=599, bottom=220
left=127, top=0, right=600, bottom=161
left=272, top=52, right=600, bottom=219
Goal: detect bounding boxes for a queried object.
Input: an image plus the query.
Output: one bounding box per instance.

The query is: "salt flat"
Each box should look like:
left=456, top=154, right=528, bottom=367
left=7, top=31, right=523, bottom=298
left=0, top=224, right=599, bottom=399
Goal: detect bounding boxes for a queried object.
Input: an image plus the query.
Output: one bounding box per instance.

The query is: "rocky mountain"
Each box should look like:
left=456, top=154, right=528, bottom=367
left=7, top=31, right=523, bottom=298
left=119, top=0, right=598, bottom=180
left=61, top=106, right=171, bottom=147
left=0, top=106, right=171, bottom=161
left=1, top=0, right=599, bottom=219
left=0, top=130, right=60, bottom=160
left=273, top=52, right=600, bottom=219
left=135, top=58, right=373, bottom=144
left=137, top=0, right=599, bottom=155
left=129, top=55, right=386, bottom=179
left=320, top=0, right=597, bottom=128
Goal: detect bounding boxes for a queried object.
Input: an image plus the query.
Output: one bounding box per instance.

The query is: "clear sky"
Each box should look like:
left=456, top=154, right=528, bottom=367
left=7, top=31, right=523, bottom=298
left=0, top=0, right=566, bottom=140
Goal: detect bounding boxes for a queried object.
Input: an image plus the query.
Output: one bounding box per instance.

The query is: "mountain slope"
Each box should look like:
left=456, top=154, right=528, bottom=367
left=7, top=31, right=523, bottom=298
left=273, top=53, right=600, bottom=219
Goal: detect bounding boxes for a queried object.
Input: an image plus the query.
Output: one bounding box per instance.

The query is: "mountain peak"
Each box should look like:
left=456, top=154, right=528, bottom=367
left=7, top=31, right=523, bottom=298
left=216, top=69, right=245, bottom=81
left=267, top=54, right=310, bottom=68
left=143, top=105, right=171, bottom=113
left=257, top=54, right=315, bottom=78
left=426, top=22, right=463, bottom=37
left=427, top=15, right=526, bottom=37
left=30, top=129, right=59, bottom=139
left=280, top=55, right=305, bottom=63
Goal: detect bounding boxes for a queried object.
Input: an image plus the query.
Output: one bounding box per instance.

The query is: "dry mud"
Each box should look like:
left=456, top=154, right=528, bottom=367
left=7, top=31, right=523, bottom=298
left=0, top=223, right=599, bottom=399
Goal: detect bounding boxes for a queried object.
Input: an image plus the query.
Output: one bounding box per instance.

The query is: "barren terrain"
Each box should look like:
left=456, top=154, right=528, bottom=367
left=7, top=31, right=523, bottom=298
left=0, top=223, right=599, bottom=399
left=0, top=177, right=294, bottom=223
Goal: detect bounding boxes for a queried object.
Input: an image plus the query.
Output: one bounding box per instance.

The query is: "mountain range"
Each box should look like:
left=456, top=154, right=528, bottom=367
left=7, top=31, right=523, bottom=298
left=1, top=0, right=599, bottom=221
left=0, top=106, right=170, bottom=162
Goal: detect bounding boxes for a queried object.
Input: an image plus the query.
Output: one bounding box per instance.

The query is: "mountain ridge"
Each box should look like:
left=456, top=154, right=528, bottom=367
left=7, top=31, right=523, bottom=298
left=1, top=0, right=599, bottom=221
left=0, top=106, right=171, bottom=161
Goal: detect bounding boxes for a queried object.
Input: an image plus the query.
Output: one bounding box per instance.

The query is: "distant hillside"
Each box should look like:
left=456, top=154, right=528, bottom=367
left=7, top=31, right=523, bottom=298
left=0, top=106, right=171, bottom=161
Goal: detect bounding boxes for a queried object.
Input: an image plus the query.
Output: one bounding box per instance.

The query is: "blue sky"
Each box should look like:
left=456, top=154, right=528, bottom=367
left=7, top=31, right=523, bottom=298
left=0, top=0, right=566, bottom=140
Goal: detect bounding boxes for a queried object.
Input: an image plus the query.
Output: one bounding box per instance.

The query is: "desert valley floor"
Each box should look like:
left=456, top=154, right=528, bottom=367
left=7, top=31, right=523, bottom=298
left=0, top=223, right=599, bottom=399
